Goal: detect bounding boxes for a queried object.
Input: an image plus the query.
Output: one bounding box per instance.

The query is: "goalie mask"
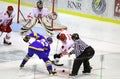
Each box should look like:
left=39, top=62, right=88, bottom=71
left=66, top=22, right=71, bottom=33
left=36, top=0, right=43, bottom=10
left=71, top=33, right=79, bottom=40
left=7, top=6, right=14, bottom=15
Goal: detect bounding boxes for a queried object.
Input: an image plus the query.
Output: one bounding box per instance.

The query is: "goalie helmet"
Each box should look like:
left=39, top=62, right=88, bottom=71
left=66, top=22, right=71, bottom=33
left=71, top=33, right=79, bottom=40
left=7, top=6, right=14, bottom=15
left=47, top=37, right=53, bottom=43
left=36, top=0, right=43, bottom=10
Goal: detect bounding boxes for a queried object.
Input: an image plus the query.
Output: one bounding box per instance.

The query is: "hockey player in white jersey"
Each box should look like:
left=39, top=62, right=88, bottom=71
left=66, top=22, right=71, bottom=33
left=20, top=0, right=57, bottom=36
left=53, top=30, right=74, bottom=65
left=0, top=6, right=15, bottom=45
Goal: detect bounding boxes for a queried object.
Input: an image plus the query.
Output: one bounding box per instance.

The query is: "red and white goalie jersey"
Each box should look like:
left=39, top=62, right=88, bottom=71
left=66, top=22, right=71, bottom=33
left=27, top=7, right=51, bottom=20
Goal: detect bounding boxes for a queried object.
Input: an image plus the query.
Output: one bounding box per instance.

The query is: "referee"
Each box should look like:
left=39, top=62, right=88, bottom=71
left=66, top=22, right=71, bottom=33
left=69, top=33, right=95, bottom=76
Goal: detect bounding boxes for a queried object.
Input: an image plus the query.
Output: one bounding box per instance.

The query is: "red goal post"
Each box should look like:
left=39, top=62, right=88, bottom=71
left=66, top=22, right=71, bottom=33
left=17, top=0, right=67, bottom=31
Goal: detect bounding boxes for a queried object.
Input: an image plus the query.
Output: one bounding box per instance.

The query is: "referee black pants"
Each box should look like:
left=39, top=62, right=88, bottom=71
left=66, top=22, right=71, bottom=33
left=71, top=46, right=95, bottom=75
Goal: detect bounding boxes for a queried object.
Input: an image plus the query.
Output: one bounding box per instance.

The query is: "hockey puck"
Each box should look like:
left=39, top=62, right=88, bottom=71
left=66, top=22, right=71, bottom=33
left=62, top=70, right=65, bottom=72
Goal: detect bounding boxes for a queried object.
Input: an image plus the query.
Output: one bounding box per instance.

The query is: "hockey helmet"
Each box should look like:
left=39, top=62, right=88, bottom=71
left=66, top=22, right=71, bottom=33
left=59, top=33, right=67, bottom=41
left=71, top=33, right=79, bottom=40
left=7, top=6, right=13, bottom=11
left=36, top=0, right=43, bottom=10
left=47, top=37, right=53, bottom=43
left=56, top=33, right=60, bottom=39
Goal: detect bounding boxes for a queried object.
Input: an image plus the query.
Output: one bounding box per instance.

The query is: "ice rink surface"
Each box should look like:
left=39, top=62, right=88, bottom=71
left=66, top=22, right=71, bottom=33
left=0, top=1, right=120, bottom=79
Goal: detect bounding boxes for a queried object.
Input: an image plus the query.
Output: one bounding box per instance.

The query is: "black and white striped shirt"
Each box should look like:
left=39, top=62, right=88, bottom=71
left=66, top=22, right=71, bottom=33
left=70, top=38, right=89, bottom=57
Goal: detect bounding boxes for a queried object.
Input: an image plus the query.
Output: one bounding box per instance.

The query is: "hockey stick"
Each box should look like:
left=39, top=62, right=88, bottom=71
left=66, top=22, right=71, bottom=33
left=21, top=19, right=35, bottom=34
left=38, top=17, right=54, bottom=36
left=51, top=60, right=64, bottom=66
left=52, top=54, right=94, bottom=67
left=52, top=38, right=64, bottom=66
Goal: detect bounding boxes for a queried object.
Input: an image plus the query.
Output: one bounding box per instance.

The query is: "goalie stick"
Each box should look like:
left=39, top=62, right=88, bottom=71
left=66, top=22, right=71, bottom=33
left=20, top=19, right=35, bottom=35
left=38, top=18, right=54, bottom=36
left=20, top=24, right=34, bottom=45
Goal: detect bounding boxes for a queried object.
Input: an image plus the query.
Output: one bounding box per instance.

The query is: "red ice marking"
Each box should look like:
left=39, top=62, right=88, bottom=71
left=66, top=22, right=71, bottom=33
left=56, top=69, right=70, bottom=74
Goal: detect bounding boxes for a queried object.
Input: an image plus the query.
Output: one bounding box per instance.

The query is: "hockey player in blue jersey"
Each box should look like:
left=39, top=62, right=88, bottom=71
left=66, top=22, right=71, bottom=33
left=19, top=32, right=56, bottom=75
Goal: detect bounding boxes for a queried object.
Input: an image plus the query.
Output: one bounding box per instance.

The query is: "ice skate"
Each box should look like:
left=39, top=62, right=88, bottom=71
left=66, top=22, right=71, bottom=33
left=3, top=38, right=12, bottom=45
left=48, top=70, right=57, bottom=75
left=82, top=66, right=92, bottom=74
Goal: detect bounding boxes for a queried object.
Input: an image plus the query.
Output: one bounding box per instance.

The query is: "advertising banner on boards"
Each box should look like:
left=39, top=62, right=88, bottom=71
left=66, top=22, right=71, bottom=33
left=91, top=0, right=106, bottom=15
left=114, top=0, right=120, bottom=17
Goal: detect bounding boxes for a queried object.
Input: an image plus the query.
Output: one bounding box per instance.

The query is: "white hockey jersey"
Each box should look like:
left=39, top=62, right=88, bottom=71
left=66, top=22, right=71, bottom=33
left=0, top=10, right=15, bottom=26
left=59, top=30, right=74, bottom=55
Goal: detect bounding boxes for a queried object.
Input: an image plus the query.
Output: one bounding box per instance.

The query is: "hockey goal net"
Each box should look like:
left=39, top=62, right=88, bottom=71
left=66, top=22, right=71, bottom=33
left=17, top=0, right=67, bottom=31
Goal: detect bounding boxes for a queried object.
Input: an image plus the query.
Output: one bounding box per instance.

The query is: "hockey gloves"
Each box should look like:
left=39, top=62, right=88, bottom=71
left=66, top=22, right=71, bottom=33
left=54, top=53, right=61, bottom=59
left=23, top=35, right=30, bottom=43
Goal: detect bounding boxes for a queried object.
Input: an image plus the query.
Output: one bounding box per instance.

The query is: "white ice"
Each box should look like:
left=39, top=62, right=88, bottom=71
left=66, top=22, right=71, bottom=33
left=0, top=1, right=120, bottom=79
